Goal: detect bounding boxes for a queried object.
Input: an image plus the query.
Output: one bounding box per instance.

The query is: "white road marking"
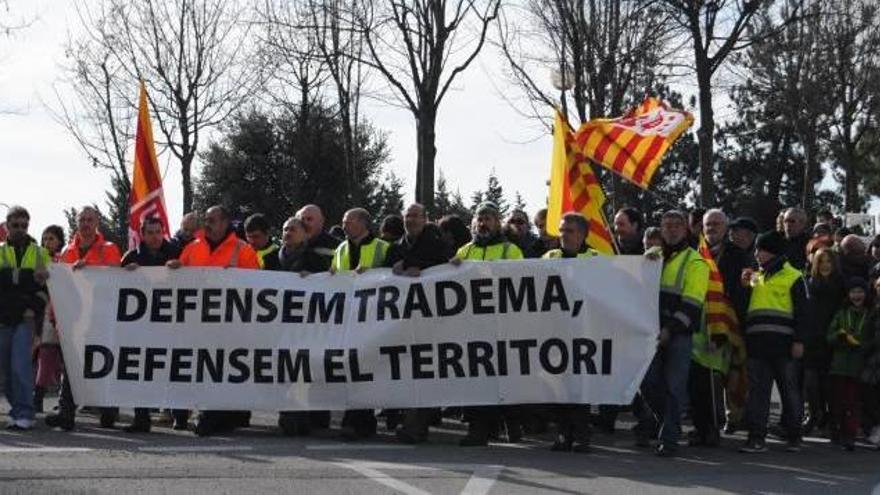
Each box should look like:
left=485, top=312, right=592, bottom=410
left=71, top=432, right=146, bottom=443
left=138, top=445, right=254, bottom=453
left=337, top=462, right=431, bottom=495
left=674, top=457, right=722, bottom=467
left=795, top=476, right=838, bottom=486
left=306, top=443, right=416, bottom=451
left=461, top=465, right=503, bottom=495
left=338, top=461, right=504, bottom=495
left=745, top=462, right=860, bottom=482
left=0, top=447, right=94, bottom=453
left=590, top=444, right=640, bottom=455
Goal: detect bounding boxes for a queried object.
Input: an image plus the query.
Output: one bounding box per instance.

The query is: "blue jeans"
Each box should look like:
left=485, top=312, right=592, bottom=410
left=745, top=356, right=802, bottom=440
left=0, top=320, right=35, bottom=421
left=637, top=332, right=693, bottom=446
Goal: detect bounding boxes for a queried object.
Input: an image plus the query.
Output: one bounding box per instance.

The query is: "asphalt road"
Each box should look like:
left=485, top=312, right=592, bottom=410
left=2, top=400, right=879, bottom=494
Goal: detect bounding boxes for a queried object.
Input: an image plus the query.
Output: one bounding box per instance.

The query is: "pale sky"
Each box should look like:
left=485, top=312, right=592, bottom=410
left=0, top=0, right=874, bottom=237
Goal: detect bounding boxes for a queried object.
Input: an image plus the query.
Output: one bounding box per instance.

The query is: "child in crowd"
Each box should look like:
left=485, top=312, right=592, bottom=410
left=827, top=277, right=870, bottom=450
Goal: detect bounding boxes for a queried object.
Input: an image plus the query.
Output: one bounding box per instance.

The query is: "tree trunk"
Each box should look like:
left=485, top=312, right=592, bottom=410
left=415, top=108, right=437, bottom=213
left=182, top=155, right=193, bottom=214
left=800, top=137, right=818, bottom=211
left=696, top=60, right=715, bottom=207
left=844, top=152, right=860, bottom=212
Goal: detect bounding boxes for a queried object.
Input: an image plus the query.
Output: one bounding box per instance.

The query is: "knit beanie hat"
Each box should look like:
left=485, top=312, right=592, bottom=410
left=755, top=231, right=787, bottom=256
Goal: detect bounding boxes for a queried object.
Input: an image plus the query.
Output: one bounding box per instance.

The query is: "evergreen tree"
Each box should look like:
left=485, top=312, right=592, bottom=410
left=512, top=191, right=527, bottom=212
left=434, top=169, right=452, bottom=218
left=483, top=169, right=508, bottom=215
left=374, top=172, right=405, bottom=219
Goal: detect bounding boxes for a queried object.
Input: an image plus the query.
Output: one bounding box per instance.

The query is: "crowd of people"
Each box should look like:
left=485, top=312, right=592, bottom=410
left=2, top=199, right=880, bottom=459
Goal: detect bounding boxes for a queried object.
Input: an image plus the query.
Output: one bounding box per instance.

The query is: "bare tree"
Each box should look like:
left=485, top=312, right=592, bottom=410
left=64, top=0, right=261, bottom=213
left=498, top=0, right=674, bottom=124
left=50, top=5, right=137, bottom=240
left=662, top=0, right=799, bottom=206
left=351, top=0, right=502, bottom=212
left=260, top=0, right=371, bottom=206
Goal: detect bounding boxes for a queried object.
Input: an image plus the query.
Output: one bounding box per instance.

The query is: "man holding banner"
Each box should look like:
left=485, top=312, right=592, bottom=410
left=636, top=210, right=709, bottom=457
left=169, top=205, right=259, bottom=436
left=47, top=206, right=122, bottom=431
left=542, top=212, right=599, bottom=453
left=451, top=201, right=525, bottom=447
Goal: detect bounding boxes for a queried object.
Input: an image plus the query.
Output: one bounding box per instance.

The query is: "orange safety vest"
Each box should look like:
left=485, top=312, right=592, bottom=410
left=60, top=232, right=122, bottom=266
left=179, top=231, right=260, bottom=269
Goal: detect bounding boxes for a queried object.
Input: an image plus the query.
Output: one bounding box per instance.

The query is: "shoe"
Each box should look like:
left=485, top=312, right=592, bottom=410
left=550, top=435, right=572, bottom=452
left=654, top=443, right=678, bottom=457
left=45, top=413, right=75, bottom=431
left=687, top=430, right=706, bottom=447
left=868, top=426, right=880, bottom=445
left=99, top=411, right=118, bottom=429
left=739, top=437, right=767, bottom=453
left=785, top=438, right=801, bottom=453
left=123, top=421, right=151, bottom=433
left=194, top=419, right=217, bottom=437
left=458, top=434, right=489, bottom=447
left=6, top=419, right=34, bottom=431
left=505, top=422, right=523, bottom=443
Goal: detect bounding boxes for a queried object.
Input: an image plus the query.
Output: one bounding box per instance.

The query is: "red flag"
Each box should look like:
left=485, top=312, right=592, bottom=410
left=573, top=97, right=693, bottom=189
left=128, top=81, right=171, bottom=249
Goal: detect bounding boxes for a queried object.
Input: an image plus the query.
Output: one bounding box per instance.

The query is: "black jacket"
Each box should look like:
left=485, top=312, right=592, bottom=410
left=293, top=231, right=340, bottom=273
left=785, top=232, right=810, bottom=271
left=121, top=240, right=180, bottom=267
left=0, top=240, right=48, bottom=326
left=713, top=240, right=755, bottom=324
left=388, top=227, right=449, bottom=270
left=805, top=275, right=845, bottom=366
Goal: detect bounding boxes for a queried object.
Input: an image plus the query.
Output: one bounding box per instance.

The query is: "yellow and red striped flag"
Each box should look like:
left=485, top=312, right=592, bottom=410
left=698, top=235, right=746, bottom=365
left=572, top=97, right=693, bottom=189
left=128, top=81, right=171, bottom=250
left=547, top=111, right=615, bottom=254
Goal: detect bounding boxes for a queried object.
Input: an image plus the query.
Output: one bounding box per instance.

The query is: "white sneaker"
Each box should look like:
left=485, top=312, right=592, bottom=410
left=869, top=426, right=880, bottom=445
left=6, top=418, right=34, bottom=430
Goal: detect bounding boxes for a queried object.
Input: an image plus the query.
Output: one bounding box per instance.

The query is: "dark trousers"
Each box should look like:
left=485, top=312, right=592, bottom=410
left=830, top=376, right=861, bottom=442
left=278, top=411, right=311, bottom=435
left=636, top=333, right=693, bottom=446
left=342, top=410, right=377, bottom=436
left=745, top=356, right=802, bottom=440
left=58, top=368, right=117, bottom=425
left=552, top=404, right=591, bottom=444
left=803, top=366, right=831, bottom=426
left=687, top=362, right=725, bottom=438
left=399, top=408, right=440, bottom=440
left=863, top=383, right=880, bottom=430
left=464, top=406, right=523, bottom=441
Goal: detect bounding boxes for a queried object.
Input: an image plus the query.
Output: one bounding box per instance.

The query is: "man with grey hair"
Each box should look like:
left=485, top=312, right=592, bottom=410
left=331, top=207, right=393, bottom=440
left=782, top=207, right=809, bottom=270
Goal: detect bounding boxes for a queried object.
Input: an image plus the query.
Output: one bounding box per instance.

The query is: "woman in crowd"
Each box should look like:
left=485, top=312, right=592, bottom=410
left=32, top=225, right=65, bottom=413
left=802, top=246, right=844, bottom=436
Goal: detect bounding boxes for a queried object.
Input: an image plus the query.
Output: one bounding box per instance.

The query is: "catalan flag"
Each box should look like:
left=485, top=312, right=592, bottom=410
left=128, top=81, right=171, bottom=250
left=547, top=111, right=615, bottom=254
left=698, top=235, right=746, bottom=366
left=572, top=97, right=693, bottom=189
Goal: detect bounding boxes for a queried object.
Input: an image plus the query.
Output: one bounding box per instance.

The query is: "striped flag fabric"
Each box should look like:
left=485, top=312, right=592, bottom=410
left=128, top=81, right=171, bottom=250
left=572, top=97, right=693, bottom=189
left=698, top=235, right=746, bottom=366
left=546, top=111, right=615, bottom=254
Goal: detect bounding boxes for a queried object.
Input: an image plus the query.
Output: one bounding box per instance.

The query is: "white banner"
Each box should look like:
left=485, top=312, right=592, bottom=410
left=47, top=257, right=660, bottom=411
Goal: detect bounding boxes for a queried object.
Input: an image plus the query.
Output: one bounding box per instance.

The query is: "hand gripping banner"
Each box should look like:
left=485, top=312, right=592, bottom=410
left=48, top=258, right=660, bottom=411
